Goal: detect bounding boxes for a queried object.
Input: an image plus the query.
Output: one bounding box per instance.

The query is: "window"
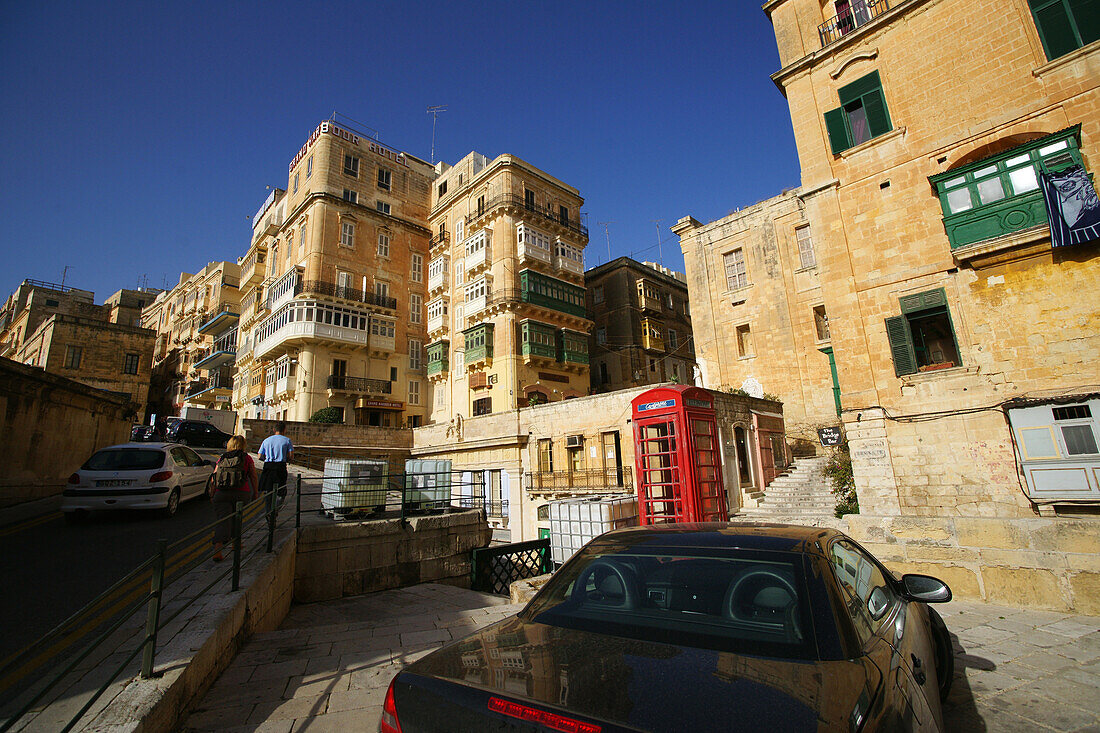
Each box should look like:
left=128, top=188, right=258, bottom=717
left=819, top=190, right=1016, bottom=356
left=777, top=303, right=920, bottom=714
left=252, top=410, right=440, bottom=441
left=1029, top=0, right=1099, bottom=60
left=559, top=205, right=569, bottom=225
left=377, top=168, right=391, bottom=190
left=814, top=305, right=831, bottom=341
left=537, top=439, right=554, bottom=472
left=411, top=253, right=423, bottom=283
left=596, top=327, right=607, bottom=345
left=64, top=345, right=82, bottom=369
left=340, top=221, right=355, bottom=248
left=410, top=294, right=422, bottom=324
left=828, top=539, right=899, bottom=643
left=473, top=396, right=492, bottom=416
left=885, top=288, right=962, bottom=376
left=408, top=380, right=421, bottom=405
left=306, top=156, right=313, bottom=178
left=375, top=280, right=390, bottom=300
left=123, top=353, right=140, bottom=374
left=455, top=218, right=464, bottom=242
left=376, top=201, right=391, bottom=215
left=344, top=154, right=359, bottom=178
left=930, top=128, right=1087, bottom=248
left=736, top=324, right=754, bottom=358
left=342, top=189, right=358, bottom=204
left=796, top=225, right=816, bottom=269
left=824, top=71, right=892, bottom=155
left=477, top=195, right=485, bottom=216
left=1053, top=404, right=1099, bottom=455
left=723, top=249, right=748, bottom=290
left=293, top=173, right=299, bottom=193
left=377, top=232, right=390, bottom=257
left=649, top=357, right=657, bottom=373
left=668, top=329, right=678, bottom=349
left=593, top=286, right=604, bottom=304
left=438, top=181, right=448, bottom=198
left=524, top=189, right=535, bottom=210
left=409, top=339, right=423, bottom=370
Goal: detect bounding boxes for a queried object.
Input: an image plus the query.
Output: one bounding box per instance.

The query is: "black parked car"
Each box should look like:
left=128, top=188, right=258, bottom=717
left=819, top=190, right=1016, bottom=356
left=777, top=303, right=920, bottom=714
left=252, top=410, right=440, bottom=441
left=130, top=425, right=163, bottom=442
left=381, top=523, right=954, bottom=733
left=165, top=420, right=233, bottom=449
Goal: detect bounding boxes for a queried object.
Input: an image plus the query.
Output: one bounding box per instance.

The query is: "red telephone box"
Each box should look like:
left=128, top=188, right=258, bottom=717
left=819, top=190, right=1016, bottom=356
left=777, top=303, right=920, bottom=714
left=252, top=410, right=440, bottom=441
left=631, top=386, right=729, bottom=525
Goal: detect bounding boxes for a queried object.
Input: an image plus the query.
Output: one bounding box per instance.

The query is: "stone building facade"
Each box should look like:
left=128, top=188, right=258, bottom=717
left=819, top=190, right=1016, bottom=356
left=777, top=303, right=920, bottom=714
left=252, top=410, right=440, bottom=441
left=585, top=257, right=698, bottom=393
left=425, top=153, right=591, bottom=423
left=760, top=0, right=1099, bottom=518
left=674, top=191, right=840, bottom=445
left=231, top=120, right=437, bottom=427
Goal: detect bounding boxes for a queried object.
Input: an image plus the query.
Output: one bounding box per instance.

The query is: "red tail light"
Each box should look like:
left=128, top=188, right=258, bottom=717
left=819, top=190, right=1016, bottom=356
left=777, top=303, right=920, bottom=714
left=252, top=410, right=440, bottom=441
left=380, top=678, right=402, bottom=733
left=150, top=471, right=174, bottom=483
left=68, top=473, right=80, bottom=484
left=488, top=697, right=601, bottom=733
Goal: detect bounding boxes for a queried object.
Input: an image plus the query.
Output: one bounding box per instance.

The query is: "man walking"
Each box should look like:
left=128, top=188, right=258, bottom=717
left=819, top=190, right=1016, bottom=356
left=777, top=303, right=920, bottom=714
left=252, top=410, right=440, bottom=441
left=258, top=421, right=294, bottom=506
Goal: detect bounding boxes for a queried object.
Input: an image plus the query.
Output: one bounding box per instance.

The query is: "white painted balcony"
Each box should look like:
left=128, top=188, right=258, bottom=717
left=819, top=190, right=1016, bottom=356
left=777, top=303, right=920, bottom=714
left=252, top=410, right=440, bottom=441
left=427, top=313, right=448, bottom=335
left=517, top=223, right=552, bottom=265
left=255, top=317, right=369, bottom=360
left=464, top=230, right=491, bottom=274
left=428, top=256, right=449, bottom=293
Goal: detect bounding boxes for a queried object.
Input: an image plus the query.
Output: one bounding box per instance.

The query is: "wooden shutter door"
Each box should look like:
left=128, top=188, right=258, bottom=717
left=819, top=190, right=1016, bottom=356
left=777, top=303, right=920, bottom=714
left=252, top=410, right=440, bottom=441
left=885, top=316, right=918, bottom=376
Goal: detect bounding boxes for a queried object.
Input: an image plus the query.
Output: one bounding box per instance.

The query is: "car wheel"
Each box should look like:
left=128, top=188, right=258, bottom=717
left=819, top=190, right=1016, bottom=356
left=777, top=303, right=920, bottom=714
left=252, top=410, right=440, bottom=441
left=163, top=488, right=181, bottom=518
left=929, top=607, right=954, bottom=701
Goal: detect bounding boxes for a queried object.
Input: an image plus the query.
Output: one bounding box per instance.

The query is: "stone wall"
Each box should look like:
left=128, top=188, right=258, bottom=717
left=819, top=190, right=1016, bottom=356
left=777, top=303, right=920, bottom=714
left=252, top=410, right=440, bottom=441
left=0, top=357, right=134, bottom=506
left=294, top=509, right=491, bottom=603
left=243, top=418, right=413, bottom=471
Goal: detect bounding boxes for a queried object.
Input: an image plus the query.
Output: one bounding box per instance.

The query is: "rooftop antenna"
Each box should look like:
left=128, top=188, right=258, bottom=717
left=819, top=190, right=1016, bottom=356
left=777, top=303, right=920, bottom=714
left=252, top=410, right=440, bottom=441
left=427, top=105, right=447, bottom=164
left=598, top=221, right=615, bottom=265
left=60, top=265, right=71, bottom=290
left=652, top=220, right=664, bottom=264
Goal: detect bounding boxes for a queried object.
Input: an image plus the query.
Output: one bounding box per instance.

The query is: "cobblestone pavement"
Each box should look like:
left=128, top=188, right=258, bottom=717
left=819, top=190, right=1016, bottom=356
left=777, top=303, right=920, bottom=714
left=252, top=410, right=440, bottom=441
left=182, top=585, right=1100, bottom=732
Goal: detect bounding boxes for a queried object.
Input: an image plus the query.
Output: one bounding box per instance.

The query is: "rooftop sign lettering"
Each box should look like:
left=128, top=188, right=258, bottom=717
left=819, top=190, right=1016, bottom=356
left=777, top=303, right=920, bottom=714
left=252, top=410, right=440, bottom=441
left=289, top=122, right=408, bottom=173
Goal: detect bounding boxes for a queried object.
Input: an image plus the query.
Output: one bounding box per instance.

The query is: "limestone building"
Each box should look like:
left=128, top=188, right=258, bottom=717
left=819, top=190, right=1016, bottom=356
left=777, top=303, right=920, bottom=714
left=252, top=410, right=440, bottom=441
left=1, top=280, right=158, bottom=417
left=425, top=153, right=592, bottom=421
left=750, top=0, right=1100, bottom=517
left=585, top=256, right=698, bottom=393
left=674, top=191, right=841, bottom=444
left=232, top=120, right=436, bottom=427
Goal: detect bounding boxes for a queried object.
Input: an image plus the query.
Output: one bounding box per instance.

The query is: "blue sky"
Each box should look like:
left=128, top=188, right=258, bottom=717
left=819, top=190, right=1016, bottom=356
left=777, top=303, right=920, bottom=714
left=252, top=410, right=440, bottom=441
left=0, top=1, right=800, bottom=302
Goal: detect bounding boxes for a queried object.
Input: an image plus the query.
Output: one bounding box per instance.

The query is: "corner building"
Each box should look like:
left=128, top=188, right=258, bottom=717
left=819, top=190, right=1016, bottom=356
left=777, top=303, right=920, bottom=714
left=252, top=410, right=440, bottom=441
left=237, top=121, right=437, bottom=426
left=425, top=153, right=591, bottom=422
left=764, top=0, right=1100, bottom=516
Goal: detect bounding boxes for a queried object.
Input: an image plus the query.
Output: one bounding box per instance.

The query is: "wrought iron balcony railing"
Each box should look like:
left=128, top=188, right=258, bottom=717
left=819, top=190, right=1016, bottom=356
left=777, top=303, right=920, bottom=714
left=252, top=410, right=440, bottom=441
left=325, top=374, right=393, bottom=394
left=525, top=467, right=633, bottom=492
left=818, top=0, right=890, bottom=47
left=299, top=280, right=398, bottom=310
left=465, top=193, right=588, bottom=239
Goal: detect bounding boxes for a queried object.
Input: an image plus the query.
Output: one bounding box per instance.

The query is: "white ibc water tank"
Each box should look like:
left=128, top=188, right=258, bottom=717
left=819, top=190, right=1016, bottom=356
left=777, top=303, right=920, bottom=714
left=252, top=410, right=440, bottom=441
left=404, top=459, right=453, bottom=510
left=321, top=458, right=388, bottom=514
left=548, top=494, right=639, bottom=565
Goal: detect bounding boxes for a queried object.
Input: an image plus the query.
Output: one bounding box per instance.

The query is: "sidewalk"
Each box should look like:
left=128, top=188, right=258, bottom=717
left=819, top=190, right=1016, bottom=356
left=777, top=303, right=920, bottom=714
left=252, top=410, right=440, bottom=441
left=182, top=584, right=1100, bottom=732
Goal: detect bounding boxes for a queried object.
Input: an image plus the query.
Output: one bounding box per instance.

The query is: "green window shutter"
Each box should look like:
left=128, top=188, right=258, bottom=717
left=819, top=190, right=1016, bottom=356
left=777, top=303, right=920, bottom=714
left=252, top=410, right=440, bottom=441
left=838, top=71, right=882, bottom=106
left=885, top=316, right=918, bottom=376
left=825, top=107, right=852, bottom=154
left=1070, top=0, right=1100, bottom=45
left=863, top=89, right=893, bottom=137
left=1029, top=0, right=1080, bottom=59
left=900, top=288, right=947, bottom=314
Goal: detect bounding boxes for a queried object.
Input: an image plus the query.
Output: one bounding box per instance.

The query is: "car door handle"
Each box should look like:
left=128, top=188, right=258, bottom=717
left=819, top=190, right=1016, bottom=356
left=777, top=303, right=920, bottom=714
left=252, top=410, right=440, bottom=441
left=911, top=654, right=927, bottom=685
left=911, top=653, right=922, bottom=669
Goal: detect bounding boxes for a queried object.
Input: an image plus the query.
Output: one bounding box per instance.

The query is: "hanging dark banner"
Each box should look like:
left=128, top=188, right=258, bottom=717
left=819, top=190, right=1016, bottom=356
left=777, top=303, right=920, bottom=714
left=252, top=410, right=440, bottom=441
left=1040, top=164, right=1100, bottom=249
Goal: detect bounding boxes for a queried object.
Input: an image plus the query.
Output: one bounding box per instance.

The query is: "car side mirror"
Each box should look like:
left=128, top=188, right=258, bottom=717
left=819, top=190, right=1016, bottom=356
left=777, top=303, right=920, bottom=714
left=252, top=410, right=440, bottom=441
left=901, top=574, right=952, bottom=603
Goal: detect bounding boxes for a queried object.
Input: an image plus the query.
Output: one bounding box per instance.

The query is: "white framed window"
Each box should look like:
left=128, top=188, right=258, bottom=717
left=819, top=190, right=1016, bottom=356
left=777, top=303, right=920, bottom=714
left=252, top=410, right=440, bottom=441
left=370, top=318, right=396, bottom=338
left=796, top=225, right=816, bottom=269
left=377, top=201, right=391, bottom=215
left=668, top=329, right=678, bottom=349
left=342, top=189, right=357, bottom=204
left=306, top=156, right=313, bottom=178
left=340, top=221, right=355, bottom=248
left=465, top=230, right=490, bottom=258
left=344, top=154, right=359, bottom=178
left=455, top=218, right=465, bottom=242
left=455, top=261, right=464, bottom=284
left=428, top=256, right=448, bottom=281
left=377, top=232, right=390, bottom=257
left=293, top=173, right=299, bottom=193
left=427, top=297, right=448, bottom=320
left=465, top=279, right=489, bottom=302
left=411, top=253, right=423, bottom=283
left=408, top=380, right=421, bottom=405
left=377, top=168, right=391, bottom=191
left=409, top=339, right=422, bottom=370
left=724, top=249, right=748, bottom=290
left=410, top=294, right=422, bottom=324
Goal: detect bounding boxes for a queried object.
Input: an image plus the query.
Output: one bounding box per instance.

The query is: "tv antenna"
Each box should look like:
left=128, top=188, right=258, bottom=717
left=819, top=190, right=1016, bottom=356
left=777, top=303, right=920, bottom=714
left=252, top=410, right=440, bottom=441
left=652, top=220, right=664, bottom=264
left=60, top=265, right=72, bottom=290
left=427, top=105, right=447, bottom=164
left=597, top=221, right=615, bottom=265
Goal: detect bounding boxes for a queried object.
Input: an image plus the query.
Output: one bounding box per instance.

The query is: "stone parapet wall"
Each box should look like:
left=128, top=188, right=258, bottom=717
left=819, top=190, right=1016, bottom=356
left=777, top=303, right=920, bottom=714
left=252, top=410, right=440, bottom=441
left=294, top=509, right=491, bottom=603
left=244, top=419, right=413, bottom=450
left=847, top=514, right=1100, bottom=615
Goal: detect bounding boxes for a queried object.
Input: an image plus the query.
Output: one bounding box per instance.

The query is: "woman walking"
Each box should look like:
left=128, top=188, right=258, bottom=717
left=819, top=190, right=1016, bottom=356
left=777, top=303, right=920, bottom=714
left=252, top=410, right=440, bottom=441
left=210, top=435, right=258, bottom=561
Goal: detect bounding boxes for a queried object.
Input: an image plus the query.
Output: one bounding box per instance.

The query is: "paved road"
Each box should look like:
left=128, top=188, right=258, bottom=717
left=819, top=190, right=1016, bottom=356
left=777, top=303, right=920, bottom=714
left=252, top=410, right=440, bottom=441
left=0, top=448, right=224, bottom=668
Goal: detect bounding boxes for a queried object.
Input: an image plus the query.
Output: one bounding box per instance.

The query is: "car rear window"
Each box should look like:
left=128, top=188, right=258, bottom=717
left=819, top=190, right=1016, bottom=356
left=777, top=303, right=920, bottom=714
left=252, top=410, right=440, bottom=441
left=522, top=546, right=818, bottom=660
left=84, top=449, right=166, bottom=471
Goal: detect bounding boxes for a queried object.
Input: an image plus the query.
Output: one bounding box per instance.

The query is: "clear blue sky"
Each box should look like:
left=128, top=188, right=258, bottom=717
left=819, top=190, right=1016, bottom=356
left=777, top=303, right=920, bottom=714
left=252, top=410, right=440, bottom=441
left=0, top=0, right=800, bottom=302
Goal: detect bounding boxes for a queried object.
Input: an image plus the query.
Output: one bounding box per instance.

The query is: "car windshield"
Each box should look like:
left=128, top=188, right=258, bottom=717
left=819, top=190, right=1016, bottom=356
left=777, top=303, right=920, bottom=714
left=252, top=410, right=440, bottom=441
left=522, top=545, right=818, bottom=660
left=84, top=449, right=165, bottom=471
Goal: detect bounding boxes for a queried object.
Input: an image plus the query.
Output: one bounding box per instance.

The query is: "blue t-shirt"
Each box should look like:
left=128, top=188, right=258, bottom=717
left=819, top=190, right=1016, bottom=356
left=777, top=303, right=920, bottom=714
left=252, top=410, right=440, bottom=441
left=258, top=434, right=293, bottom=463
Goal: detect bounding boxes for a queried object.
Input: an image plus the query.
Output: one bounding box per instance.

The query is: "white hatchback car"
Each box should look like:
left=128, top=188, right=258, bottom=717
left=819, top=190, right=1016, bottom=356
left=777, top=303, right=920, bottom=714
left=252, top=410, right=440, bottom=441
left=63, top=443, right=215, bottom=521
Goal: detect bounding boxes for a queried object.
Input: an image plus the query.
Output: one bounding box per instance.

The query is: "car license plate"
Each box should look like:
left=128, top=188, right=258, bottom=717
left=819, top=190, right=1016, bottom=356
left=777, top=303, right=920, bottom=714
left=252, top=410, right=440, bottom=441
left=96, top=480, right=134, bottom=487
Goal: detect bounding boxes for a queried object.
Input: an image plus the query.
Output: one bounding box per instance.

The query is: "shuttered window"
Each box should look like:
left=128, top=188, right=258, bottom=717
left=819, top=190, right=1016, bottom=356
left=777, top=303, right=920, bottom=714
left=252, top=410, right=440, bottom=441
left=1029, top=0, right=1099, bottom=60
left=824, top=71, right=893, bottom=155
left=885, top=288, right=961, bottom=376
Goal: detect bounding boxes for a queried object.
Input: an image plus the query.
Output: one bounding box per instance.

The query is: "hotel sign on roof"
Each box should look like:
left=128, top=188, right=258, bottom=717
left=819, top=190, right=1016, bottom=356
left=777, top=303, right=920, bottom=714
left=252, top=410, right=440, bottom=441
left=289, top=121, right=408, bottom=173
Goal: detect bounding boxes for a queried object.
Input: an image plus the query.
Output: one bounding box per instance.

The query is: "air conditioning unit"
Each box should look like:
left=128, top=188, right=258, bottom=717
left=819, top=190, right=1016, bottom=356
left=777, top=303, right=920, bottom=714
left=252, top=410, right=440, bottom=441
left=565, top=435, right=584, bottom=448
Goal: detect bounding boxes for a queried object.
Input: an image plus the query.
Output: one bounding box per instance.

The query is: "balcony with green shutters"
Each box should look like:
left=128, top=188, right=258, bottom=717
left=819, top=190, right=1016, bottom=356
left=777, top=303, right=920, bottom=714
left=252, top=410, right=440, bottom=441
left=520, top=320, right=557, bottom=363
left=559, top=329, right=589, bottom=370
left=463, top=324, right=494, bottom=368
left=519, top=269, right=587, bottom=318
left=426, top=340, right=449, bottom=380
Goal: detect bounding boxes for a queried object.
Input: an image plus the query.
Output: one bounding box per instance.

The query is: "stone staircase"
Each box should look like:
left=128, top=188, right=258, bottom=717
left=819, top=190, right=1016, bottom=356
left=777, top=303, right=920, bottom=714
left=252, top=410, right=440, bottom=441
left=740, top=455, right=837, bottom=518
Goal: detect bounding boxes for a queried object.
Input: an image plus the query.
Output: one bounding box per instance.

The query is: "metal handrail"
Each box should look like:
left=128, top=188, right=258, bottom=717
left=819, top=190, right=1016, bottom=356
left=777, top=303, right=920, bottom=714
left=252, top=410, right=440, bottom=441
left=299, top=280, right=398, bottom=310
left=525, top=467, right=633, bottom=491
left=818, top=0, right=890, bottom=47
left=464, top=193, right=589, bottom=238
left=325, top=375, right=393, bottom=394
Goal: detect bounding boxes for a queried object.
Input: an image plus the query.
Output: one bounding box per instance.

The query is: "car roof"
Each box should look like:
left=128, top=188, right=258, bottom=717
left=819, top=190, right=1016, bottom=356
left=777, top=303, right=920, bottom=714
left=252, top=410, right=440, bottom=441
left=589, top=522, right=842, bottom=555
left=99, top=442, right=179, bottom=450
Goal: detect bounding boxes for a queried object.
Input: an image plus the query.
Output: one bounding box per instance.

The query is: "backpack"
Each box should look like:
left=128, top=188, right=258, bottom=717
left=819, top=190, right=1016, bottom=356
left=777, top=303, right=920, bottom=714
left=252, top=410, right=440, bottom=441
left=214, top=451, right=247, bottom=490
